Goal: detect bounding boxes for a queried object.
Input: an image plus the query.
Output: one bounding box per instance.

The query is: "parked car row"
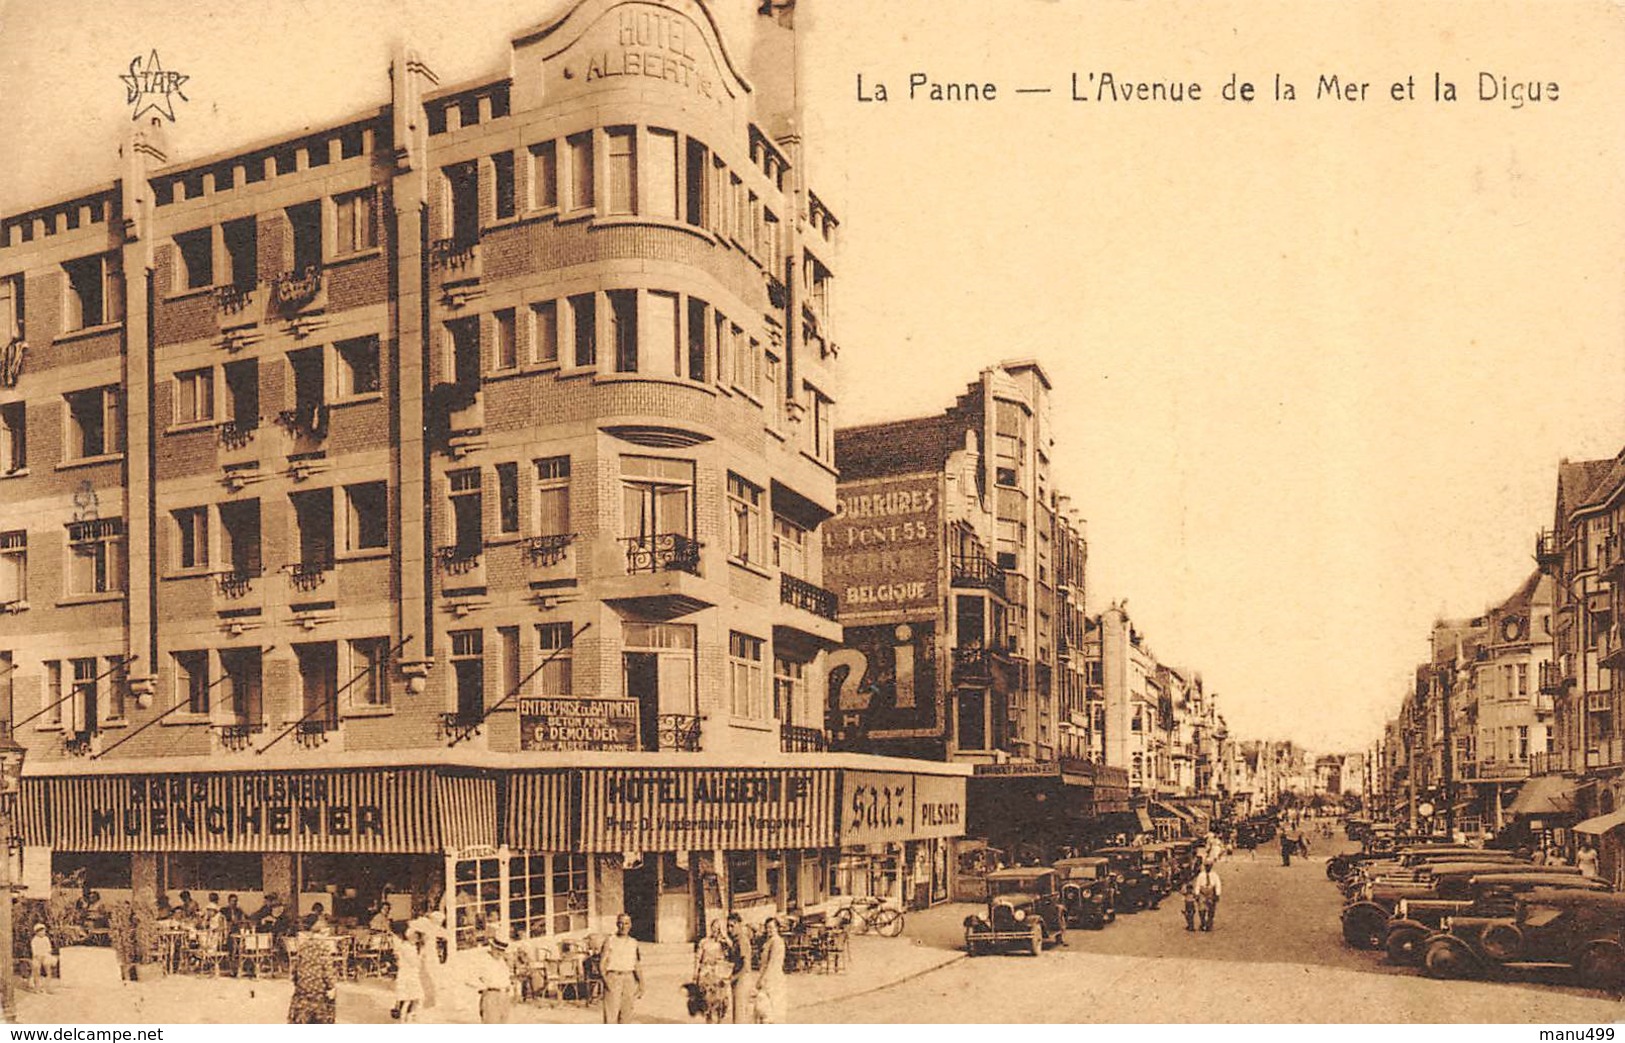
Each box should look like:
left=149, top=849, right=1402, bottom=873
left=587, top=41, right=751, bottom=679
left=1331, top=829, right=1625, bottom=991
left=964, top=839, right=1209, bottom=956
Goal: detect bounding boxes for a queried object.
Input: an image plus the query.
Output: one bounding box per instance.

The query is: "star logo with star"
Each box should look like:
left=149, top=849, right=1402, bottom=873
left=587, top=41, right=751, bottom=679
left=120, top=50, right=189, bottom=122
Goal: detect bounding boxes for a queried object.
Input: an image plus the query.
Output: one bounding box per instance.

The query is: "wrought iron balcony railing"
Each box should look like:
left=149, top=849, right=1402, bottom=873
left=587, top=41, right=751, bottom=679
left=64, top=729, right=98, bottom=757
left=270, top=266, right=323, bottom=310
left=436, top=544, right=483, bottom=575
left=430, top=236, right=480, bottom=271
left=622, top=533, right=702, bottom=576
left=218, top=418, right=259, bottom=449
left=439, top=711, right=483, bottom=742
left=779, top=573, right=838, bottom=620
left=1535, top=529, right=1560, bottom=570
left=294, top=718, right=336, bottom=748
left=657, top=713, right=702, bottom=752
left=952, top=647, right=994, bottom=681
left=524, top=533, right=576, bottom=567
left=1538, top=660, right=1569, bottom=694
left=285, top=558, right=333, bottom=593
left=950, top=554, right=1007, bottom=598
left=276, top=402, right=328, bottom=439
left=215, top=721, right=266, bottom=752
left=779, top=723, right=828, bottom=753
left=212, top=281, right=256, bottom=315
left=216, top=566, right=262, bottom=599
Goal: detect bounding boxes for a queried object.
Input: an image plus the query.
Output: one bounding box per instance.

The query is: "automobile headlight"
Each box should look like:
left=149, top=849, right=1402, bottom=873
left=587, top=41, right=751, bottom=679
left=1014, top=908, right=1027, bottom=921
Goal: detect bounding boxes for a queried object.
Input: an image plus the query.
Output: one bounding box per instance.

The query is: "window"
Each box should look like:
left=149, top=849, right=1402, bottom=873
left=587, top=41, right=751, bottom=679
left=507, top=853, right=591, bottom=940
left=492, top=152, right=516, bottom=221
left=67, top=518, right=124, bottom=595
left=809, top=386, right=834, bottom=463
left=450, top=629, right=484, bottom=719
left=729, top=631, right=765, bottom=719
left=534, top=456, right=571, bottom=536
left=223, top=359, right=259, bottom=428
left=0, top=530, right=25, bottom=605
left=569, top=293, right=596, bottom=367
left=730, top=326, right=756, bottom=395
left=287, top=346, right=326, bottom=423
left=645, top=291, right=680, bottom=378
left=336, top=336, right=381, bottom=396
left=957, top=690, right=990, bottom=751
left=65, top=386, right=122, bottom=459
left=727, top=850, right=761, bottom=896
left=295, top=642, right=338, bottom=727
left=102, top=656, right=126, bottom=722
left=0, top=403, right=24, bottom=473
left=71, top=657, right=100, bottom=733
left=606, top=127, right=635, bottom=215
left=174, top=650, right=209, bottom=715
left=772, top=516, right=806, bottom=578
left=727, top=474, right=764, bottom=566
left=174, top=368, right=214, bottom=424
left=43, top=660, right=63, bottom=727
left=498, top=626, right=521, bottom=702
left=496, top=462, right=520, bottom=535
left=0, top=273, right=23, bottom=342
left=175, top=228, right=214, bottom=290
left=1132, top=707, right=1143, bottom=732
left=773, top=656, right=805, bottom=726
left=64, top=254, right=118, bottom=329
left=449, top=468, right=482, bottom=555
left=765, top=352, right=782, bottom=424
left=1517, top=662, right=1529, bottom=696
left=287, top=488, right=334, bottom=571
left=609, top=290, right=637, bottom=372
left=444, top=163, right=479, bottom=247
left=529, top=141, right=558, bottom=210
left=686, top=298, right=708, bottom=382
left=763, top=209, right=780, bottom=263
left=173, top=507, right=209, bottom=570
left=221, top=647, right=263, bottom=722
left=219, top=499, right=262, bottom=576
left=222, top=217, right=257, bottom=289
left=531, top=301, right=558, bottom=364
left=1518, top=725, right=1530, bottom=760
left=621, top=456, right=693, bottom=540
left=535, top=623, right=573, bottom=695
left=493, top=308, right=517, bottom=371
left=287, top=201, right=323, bottom=274
left=684, top=139, right=708, bottom=226
left=566, top=132, right=594, bottom=211
left=343, top=482, right=388, bottom=551
left=349, top=637, right=390, bottom=708
left=646, top=129, right=679, bottom=220
left=447, top=318, right=480, bottom=388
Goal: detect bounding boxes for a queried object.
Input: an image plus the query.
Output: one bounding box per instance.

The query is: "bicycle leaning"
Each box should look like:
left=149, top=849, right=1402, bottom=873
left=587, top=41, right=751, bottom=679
left=830, top=896, right=905, bottom=937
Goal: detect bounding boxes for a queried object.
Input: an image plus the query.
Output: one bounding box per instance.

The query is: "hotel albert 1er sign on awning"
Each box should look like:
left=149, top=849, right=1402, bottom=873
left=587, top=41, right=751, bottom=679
left=578, top=768, right=838, bottom=853
left=22, top=768, right=498, bottom=854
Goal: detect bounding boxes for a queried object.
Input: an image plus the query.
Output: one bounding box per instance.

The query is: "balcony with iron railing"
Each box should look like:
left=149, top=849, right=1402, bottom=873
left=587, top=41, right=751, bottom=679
left=284, top=557, right=334, bottom=594
left=1601, top=624, right=1625, bottom=668
left=952, top=646, right=995, bottom=683
left=276, top=401, right=328, bottom=441
left=524, top=533, right=576, bottom=568
left=212, top=280, right=259, bottom=318
left=1536, top=529, right=1561, bottom=571
left=294, top=717, right=338, bottom=748
left=436, top=543, right=483, bottom=576
left=1539, top=660, right=1570, bottom=694
left=218, top=417, right=259, bottom=451
left=779, top=573, right=838, bottom=621
left=215, top=565, right=263, bottom=600
left=1602, top=532, right=1625, bottom=578
left=951, top=554, right=1007, bottom=599
left=431, top=235, right=482, bottom=282
left=622, top=533, right=702, bottom=576
left=655, top=713, right=702, bottom=752
left=779, top=723, right=829, bottom=753
left=269, top=266, right=324, bottom=313
left=215, top=721, right=266, bottom=752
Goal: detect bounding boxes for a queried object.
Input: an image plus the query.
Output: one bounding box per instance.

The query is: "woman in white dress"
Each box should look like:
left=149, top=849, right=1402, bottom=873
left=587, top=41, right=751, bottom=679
left=390, top=927, right=425, bottom=1022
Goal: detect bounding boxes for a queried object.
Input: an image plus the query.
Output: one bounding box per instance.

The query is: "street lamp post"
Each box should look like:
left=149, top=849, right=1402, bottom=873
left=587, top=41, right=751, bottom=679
left=0, top=723, right=28, bottom=1023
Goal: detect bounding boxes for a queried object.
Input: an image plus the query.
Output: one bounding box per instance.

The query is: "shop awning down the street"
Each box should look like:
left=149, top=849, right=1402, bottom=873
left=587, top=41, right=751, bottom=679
left=1573, top=809, right=1625, bottom=835
left=1507, top=775, right=1576, bottom=816
left=1098, top=808, right=1154, bottom=834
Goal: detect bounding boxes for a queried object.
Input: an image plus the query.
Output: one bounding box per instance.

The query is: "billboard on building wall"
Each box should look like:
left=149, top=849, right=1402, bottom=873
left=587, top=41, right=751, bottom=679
left=518, top=697, right=639, bottom=752
left=823, top=474, right=941, bottom=617
left=827, top=621, right=941, bottom=739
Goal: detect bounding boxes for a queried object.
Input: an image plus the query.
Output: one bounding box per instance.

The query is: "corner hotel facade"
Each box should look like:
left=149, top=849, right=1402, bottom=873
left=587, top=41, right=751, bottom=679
left=0, top=0, right=967, bottom=946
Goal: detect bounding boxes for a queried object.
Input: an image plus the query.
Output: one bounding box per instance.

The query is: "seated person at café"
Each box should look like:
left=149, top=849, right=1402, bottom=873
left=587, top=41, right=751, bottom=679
left=302, top=902, right=330, bottom=932
left=223, top=894, right=246, bottom=928
left=177, top=891, right=200, bottom=921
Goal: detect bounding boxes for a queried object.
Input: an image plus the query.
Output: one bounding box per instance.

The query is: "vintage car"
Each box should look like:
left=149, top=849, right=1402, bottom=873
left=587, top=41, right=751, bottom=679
left=964, top=867, right=1067, bottom=956
left=1053, top=857, right=1119, bottom=929
left=1139, top=843, right=1177, bottom=898
left=1167, top=838, right=1203, bottom=885
left=1421, top=889, right=1625, bottom=990
left=1336, top=847, right=1528, bottom=897
left=1339, top=861, right=1561, bottom=949
left=1091, top=846, right=1162, bottom=911
left=1383, top=872, right=1612, bottom=965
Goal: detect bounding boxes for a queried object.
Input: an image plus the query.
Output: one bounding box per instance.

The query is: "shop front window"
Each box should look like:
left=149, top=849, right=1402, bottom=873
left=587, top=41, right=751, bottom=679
left=454, top=855, right=502, bottom=949
left=727, top=851, right=761, bottom=897
left=502, top=853, right=592, bottom=941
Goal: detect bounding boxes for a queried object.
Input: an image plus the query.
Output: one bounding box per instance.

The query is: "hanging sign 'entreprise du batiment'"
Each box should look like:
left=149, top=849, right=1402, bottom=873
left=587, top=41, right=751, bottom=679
left=519, top=697, right=639, bottom=752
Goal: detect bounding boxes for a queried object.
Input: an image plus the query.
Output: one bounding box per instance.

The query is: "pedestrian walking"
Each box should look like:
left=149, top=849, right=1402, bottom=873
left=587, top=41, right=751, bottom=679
left=29, top=924, right=59, bottom=991
left=692, top=919, right=732, bottom=1023
left=471, top=935, right=513, bottom=1024
left=407, top=908, right=448, bottom=1009
left=600, top=913, right=644, bottom=1024
left=287, top=922, right=339, bottom=1024
left=1180, top=879, right=1198, bottom=931
left=726, top=912, right=756, bottom=1024
left=1578, top=841, right=1600, bottom=879
left=1279, top=830, right=1293, bottom=867
left=389, top=926, right=425, bottom=1022
left=1195, top=861, right=1223, bottom=931
left=753, top=917, right=788, bottom=1024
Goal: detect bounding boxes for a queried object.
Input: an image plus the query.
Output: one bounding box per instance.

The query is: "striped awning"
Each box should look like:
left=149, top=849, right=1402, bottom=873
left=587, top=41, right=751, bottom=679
left=24, top=768, right=497, bottom=854
left=506, top=771, right=575, bottom=850
left=579, top=768, right=837, bottom=853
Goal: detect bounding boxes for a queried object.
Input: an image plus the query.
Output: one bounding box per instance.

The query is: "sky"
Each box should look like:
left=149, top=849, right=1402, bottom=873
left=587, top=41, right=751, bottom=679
left=2, top=0, right=1622, bottom=753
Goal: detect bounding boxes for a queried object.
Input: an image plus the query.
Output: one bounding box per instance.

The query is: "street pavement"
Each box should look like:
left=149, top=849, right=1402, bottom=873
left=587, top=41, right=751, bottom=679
left=10, top=837, right=1625, bottom=1024
left=807, top=838, right=1625, bottom=1023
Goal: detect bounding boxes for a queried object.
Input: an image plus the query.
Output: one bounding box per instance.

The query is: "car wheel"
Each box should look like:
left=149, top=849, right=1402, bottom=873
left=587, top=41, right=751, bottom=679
left=1104, top=902, right=1117, bottom=925
left=1342, top=908, right=1386, bottom=951
left=1577, top=945, right=1625, bottom=992
left=964, top=929, right=981, bottom=957
left=1480, top=924, right=1522, bottom=962
left=1325, top=862, right=1340, bottom=881
left=1385, top=927, right=1426, bottom=966
left=872, top=908, right=904, bottom=938
left=1423, top=939, right=1472, bottom=980
left=1028, top=922, right=1044, bottom=956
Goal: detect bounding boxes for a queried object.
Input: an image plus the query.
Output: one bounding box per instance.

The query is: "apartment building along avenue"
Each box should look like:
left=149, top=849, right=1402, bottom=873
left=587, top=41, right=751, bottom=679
left=0, top=0, right=968, bottom=951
